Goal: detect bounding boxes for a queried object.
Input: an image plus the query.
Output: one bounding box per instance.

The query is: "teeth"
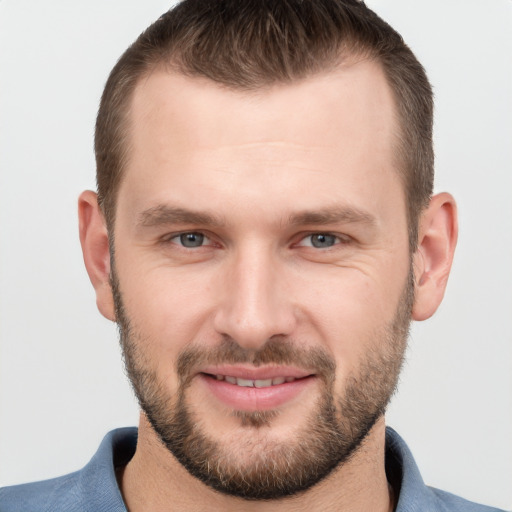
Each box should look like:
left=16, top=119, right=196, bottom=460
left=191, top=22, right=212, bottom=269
left=237, top=378, right=254, bottom=387
left=214, top=375, right=296, bottom=387
left=254, top=379, right=272, bottom=388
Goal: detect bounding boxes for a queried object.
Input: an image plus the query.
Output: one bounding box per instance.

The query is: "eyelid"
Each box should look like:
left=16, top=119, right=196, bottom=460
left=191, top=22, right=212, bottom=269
left=161, top=230, right=214, bottom=247
left=158, top=230, right=351, bottom=248
left=294, top=232, right=351, bottom=248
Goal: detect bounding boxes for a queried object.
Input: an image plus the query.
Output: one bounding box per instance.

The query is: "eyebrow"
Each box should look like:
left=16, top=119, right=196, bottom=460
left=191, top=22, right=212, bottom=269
left=288, top=206, right=377, bottom=227
left=137, top=205, right=226, bottom=228
left=137, top=204, right=376, bottom=230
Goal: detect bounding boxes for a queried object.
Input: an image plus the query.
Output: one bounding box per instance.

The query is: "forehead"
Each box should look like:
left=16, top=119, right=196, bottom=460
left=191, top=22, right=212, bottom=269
left=129, top=59, right=398, bottom=152
left=118, top=61, right=402, bottom=226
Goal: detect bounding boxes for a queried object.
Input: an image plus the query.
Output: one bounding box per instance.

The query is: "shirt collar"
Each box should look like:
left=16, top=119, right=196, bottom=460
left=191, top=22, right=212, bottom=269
left=385, top=426, right=438, bottom=511
left=83, top=426, right=434, bottom=510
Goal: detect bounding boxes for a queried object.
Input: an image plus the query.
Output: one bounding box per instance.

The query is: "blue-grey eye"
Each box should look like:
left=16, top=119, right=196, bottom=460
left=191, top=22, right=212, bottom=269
left=310, top=233, right=337, bottom=248
left=179, top=232, right=205, bottom=247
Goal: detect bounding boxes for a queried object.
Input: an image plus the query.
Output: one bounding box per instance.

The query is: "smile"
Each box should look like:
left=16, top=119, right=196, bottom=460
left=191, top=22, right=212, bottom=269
left=199, top=370, right=315, bottom=411
left=210, top=374, right=299, bottom=388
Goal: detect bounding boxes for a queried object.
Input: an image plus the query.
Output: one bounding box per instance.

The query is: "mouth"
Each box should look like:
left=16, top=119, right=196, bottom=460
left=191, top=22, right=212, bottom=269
left=197, top=366, right=316, bottom=412
left=203, top=373, right=304, bottom=388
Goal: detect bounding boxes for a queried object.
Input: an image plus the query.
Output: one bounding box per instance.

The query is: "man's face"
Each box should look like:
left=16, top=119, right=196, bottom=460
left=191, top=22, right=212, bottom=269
left=111, top=61, right=413, bottom=498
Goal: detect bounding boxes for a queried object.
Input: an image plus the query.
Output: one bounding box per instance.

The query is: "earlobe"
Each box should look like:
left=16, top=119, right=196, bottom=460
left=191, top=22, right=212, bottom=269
left=412, top=192, right=458, bottom=321
left=78, top=190, right=116, bottom=321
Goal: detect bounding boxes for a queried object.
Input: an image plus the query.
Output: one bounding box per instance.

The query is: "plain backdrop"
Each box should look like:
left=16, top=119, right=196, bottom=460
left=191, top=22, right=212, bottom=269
left=0, top=1, right=511, bottom=509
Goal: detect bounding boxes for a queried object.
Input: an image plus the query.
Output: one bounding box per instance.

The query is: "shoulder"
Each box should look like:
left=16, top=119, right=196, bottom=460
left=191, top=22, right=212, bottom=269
left=385, top=427, right=507, bottom=512
left=0, top=472, right=82, bottom=512
left=429, top=487, right=507, bottom=512
left=0, top=427, right=136, bottom=512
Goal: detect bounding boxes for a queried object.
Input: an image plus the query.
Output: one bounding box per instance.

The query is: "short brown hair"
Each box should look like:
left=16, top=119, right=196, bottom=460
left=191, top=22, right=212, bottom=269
left=95, top=0, right=433, bottom=250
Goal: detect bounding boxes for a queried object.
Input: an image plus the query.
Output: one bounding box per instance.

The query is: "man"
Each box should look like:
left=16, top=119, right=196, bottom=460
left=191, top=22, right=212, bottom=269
left=0, top=0, right=506, bottom=511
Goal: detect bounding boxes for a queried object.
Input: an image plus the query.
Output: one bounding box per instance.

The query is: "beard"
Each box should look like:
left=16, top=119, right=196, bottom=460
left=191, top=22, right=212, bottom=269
left=111, top=265, right=413, bottom=500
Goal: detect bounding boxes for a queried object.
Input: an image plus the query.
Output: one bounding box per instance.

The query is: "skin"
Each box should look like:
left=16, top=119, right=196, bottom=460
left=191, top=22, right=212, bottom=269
left=79, top=59, right=457, bottom=511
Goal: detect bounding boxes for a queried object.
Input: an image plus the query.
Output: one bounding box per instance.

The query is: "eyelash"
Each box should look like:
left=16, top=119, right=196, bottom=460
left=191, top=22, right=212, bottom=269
left=296, top=233, right=349, bottom=249
left=164, top=232, right=213, bottom=248
left=162, top=231, right=350, bottom=250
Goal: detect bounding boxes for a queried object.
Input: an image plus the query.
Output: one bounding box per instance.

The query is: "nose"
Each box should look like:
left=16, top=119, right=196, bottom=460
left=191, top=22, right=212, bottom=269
left=213, top=245, right=297, bottom=351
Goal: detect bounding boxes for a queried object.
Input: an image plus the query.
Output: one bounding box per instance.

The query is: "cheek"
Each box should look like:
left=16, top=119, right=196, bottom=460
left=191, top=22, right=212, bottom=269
left=116, top=259, right=217, bottom=375
left=293, top=265, right=407, bottom=368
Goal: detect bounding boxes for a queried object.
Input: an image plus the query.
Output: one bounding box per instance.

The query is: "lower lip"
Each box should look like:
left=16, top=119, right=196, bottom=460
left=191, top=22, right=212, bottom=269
left=199, top=374, right=315, bottom=411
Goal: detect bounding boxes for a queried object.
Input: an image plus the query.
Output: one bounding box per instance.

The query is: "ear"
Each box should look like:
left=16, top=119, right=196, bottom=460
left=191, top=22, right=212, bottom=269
left=412, top=192, right=458, bottom=321
left=78, top=190, right=115, bottom=321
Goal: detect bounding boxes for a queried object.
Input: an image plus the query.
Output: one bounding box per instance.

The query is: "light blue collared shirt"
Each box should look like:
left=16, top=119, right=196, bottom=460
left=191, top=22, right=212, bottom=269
left=0, top=427, right=505, bottom=511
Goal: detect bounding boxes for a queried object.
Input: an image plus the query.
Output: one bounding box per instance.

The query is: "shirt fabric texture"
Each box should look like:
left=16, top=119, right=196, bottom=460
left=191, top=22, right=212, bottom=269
left=0, top=427, right=505, bottom=512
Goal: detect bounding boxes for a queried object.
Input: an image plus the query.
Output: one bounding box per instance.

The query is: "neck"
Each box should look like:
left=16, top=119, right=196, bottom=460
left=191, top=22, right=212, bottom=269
left=118, top=414, right=394, bottom=512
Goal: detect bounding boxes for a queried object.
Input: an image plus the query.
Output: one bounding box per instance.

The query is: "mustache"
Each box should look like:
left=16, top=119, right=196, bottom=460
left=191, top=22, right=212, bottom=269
left=177, top=336, right=336, bottom=388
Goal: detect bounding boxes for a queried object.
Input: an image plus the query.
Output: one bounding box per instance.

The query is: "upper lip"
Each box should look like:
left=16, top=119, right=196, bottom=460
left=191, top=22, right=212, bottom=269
left=199, top=365, right=314, bottom=380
